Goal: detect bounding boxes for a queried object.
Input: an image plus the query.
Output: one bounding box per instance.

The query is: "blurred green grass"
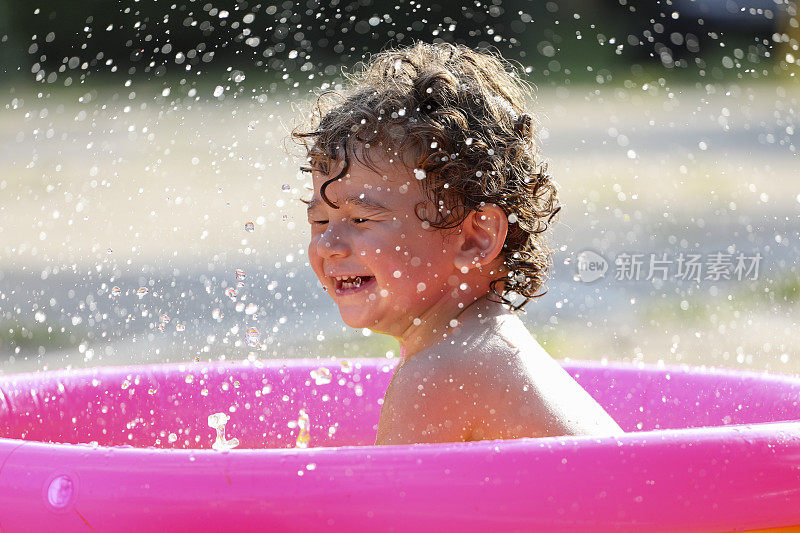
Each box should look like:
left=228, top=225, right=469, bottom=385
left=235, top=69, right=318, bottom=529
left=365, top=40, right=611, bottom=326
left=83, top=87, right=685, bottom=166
left=278, top=332, right=400, bottom=360
left=0, top=321, right=80, bottom=358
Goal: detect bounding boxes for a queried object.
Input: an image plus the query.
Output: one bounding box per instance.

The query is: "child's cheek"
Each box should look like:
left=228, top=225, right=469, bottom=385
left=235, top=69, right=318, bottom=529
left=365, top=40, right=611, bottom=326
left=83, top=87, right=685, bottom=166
left=307, top=239, right=325, bottom=282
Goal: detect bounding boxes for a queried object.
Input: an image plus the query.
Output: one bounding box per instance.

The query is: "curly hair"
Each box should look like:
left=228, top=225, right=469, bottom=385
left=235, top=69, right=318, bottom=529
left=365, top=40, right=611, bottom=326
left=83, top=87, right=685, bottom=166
left=291, top=41, right=560, bottom=310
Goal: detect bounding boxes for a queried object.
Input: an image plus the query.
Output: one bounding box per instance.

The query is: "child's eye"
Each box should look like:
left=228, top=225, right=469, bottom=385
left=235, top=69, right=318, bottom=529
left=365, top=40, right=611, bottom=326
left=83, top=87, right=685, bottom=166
left=352, top=218, right=370, bottom=224
left=309, top=219, right=328, bottom=226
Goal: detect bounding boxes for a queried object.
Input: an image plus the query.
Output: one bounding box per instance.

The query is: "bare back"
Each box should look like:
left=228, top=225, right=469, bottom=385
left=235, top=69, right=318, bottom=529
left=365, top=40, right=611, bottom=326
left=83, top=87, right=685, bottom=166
left=376, top=301, right=624, bottom=445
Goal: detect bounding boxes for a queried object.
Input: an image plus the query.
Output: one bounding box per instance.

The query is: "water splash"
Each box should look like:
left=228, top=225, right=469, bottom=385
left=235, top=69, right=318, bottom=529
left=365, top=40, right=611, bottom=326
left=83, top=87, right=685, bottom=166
left=310, top=367, right=332, bottom=385
left=208, top=412, right=240, bottom=451
left=295, top=409, right=310, bottom=448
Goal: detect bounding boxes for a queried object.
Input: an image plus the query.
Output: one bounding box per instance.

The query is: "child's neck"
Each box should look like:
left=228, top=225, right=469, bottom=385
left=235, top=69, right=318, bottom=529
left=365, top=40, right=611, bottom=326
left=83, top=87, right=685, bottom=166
left=397, top=293, right=510, bottom=359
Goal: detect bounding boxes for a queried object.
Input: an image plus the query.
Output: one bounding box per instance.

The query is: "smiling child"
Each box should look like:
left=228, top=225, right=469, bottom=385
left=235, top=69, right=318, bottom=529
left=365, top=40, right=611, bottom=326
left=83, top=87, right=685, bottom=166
left=294, top=42, right=623, bottom=444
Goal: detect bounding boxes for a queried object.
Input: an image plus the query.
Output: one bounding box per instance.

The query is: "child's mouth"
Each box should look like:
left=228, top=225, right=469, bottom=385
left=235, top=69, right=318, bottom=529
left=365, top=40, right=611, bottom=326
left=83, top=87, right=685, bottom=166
left=333, top=275, right=376, bottom=295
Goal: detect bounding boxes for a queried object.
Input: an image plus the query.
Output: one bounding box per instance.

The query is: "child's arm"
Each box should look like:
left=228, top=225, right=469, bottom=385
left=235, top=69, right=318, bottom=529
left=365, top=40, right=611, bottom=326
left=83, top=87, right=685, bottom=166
left=375, top=353, right=474, bottom=445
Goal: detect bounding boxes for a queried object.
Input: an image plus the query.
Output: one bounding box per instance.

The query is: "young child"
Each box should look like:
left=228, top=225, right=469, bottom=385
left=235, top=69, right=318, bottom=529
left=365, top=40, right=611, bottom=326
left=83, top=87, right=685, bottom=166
left=294, top=42, right=623, bottom=444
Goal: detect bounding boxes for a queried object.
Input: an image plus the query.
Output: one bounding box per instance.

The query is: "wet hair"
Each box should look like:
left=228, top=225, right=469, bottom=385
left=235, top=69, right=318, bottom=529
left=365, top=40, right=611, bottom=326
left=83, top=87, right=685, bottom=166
left=291, top=41, right=560, bottom=310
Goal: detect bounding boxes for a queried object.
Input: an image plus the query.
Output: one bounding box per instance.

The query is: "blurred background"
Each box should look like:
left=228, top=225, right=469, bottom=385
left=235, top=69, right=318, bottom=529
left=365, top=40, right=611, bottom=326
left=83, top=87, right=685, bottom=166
left=0, top=0, right=798, bottom=375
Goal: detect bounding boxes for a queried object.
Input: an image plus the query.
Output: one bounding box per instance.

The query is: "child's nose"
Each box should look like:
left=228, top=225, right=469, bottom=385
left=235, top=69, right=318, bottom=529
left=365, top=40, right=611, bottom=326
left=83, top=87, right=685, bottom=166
left=316, top=227, right=351, bottom=258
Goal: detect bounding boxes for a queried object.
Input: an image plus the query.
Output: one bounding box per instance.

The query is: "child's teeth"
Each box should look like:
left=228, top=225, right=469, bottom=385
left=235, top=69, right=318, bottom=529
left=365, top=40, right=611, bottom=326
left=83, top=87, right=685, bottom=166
left=338, top=276, right=365, bottom=290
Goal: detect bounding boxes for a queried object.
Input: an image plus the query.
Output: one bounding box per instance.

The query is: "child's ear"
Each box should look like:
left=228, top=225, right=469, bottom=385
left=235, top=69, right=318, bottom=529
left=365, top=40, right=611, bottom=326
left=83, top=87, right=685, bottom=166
left=453, top=205, right=508, bottom=272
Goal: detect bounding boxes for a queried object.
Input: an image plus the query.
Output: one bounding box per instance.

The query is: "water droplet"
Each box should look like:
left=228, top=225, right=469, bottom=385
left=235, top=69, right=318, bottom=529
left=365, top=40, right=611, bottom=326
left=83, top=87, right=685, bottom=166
left=136, top=287, right=149, bottom=299
left=208, top=412, right=228, bottom=428
left=176, top=323, right=185, bottom=332
left=235, top=268, right=246, bottom=281
left=340, top=360, right=353, bottom=373
left=46, top=475, right=74, bottom=509
left=213, top=85, right=224, bottom=98
left=121, top=379, right=130, bottom=390
left=413, top=168, right=426, bottom=180
left=281, top=183, right=291, bottom=190
left=245, top=327, right=260, bottom=347
left=244, top=221, right=254, bottom=232
left=225, top=287, right=237, bottom=299
left=310, top=367, right=332, bottom=385
left=295, top=409, right=310, bottom=448
left=111, top=286, right=122, bottom=297
left=208, top=412, right=239, bottom=451
left=159, top=314, right=170, bottom=324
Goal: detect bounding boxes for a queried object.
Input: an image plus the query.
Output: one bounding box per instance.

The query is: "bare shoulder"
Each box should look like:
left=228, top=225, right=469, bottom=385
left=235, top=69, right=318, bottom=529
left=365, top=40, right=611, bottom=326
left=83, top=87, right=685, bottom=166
left=375, top=316, right=526, bottom=445
left=374, top=344, right=477, bottom=445
left=375, top=309, right=623, bottom=444
left=470, top=313, right=625, bottom=439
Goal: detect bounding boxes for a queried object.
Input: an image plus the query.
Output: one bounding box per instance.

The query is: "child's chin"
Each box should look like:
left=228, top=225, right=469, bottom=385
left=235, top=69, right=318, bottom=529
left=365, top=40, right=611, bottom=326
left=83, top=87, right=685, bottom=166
left=337, top=309, right=376, bottom=330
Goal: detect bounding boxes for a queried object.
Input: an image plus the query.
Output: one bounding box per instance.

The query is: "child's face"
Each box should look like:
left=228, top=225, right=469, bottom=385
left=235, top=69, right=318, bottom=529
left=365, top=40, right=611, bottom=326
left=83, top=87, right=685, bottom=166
left=306, top=154, right=458, bottom=336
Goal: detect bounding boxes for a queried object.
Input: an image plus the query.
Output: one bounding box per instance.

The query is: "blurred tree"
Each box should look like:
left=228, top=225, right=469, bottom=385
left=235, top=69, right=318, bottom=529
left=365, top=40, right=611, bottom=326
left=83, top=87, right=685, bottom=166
left=0, top=0, right=790, bottom=87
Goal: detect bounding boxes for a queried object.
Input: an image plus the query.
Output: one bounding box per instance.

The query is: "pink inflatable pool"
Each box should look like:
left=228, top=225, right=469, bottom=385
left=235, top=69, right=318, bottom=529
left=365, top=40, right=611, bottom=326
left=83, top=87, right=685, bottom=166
left=1, top=358, right=800, bottom=532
